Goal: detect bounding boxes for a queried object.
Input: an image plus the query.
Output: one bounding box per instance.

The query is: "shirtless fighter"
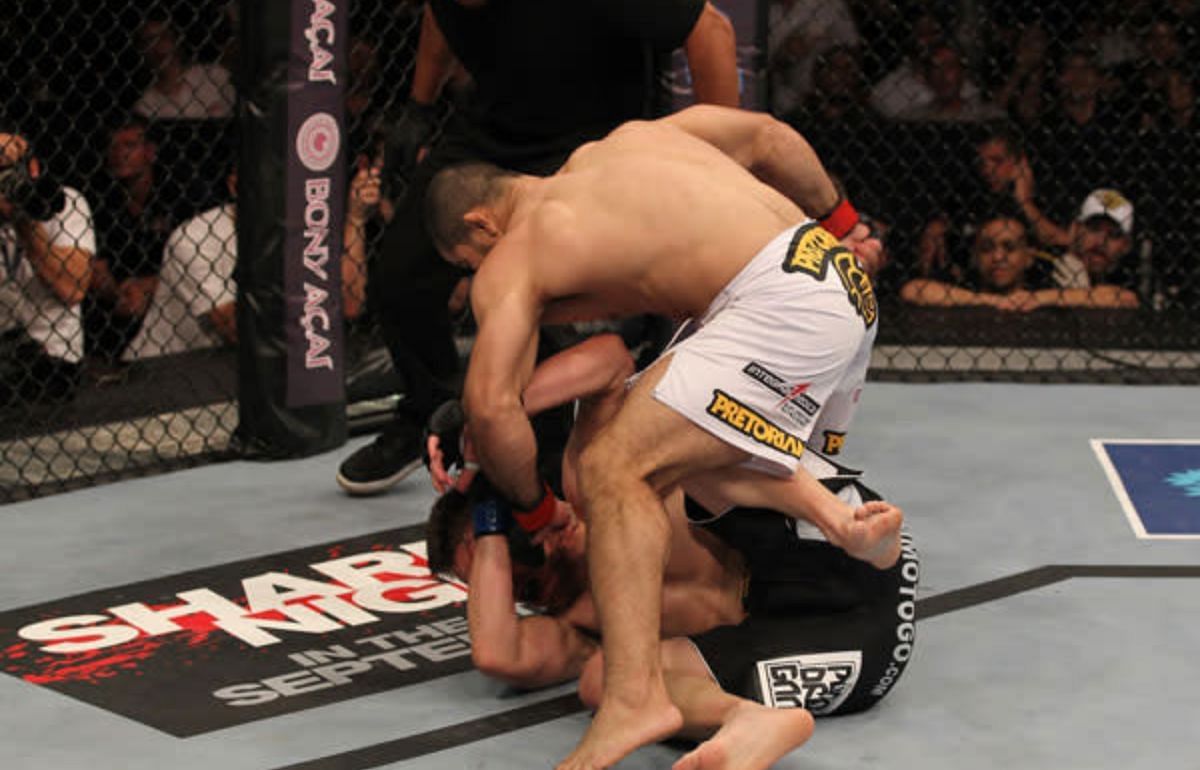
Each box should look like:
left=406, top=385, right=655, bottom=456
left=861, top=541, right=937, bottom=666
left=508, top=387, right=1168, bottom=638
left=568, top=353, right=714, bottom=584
left=425, top=105, right=902, bottom=768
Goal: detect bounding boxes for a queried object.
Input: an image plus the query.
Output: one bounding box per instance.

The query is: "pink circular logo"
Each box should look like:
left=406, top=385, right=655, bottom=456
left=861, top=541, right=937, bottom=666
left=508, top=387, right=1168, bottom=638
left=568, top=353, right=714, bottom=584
left=296, top=112, right=340, bottom=172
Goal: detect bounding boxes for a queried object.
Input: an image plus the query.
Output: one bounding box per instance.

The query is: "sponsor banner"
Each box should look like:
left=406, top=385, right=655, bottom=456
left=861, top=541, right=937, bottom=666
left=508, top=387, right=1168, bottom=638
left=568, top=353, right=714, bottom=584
left=781, top=224, right=877, bottom=328
left=1091, top=440, right=1200, bottom=539
left=870, top=531, right=918, bottom=698
left=286, top=0, right=346, bottom=407
left=0, top=525, right=470, bottom=736
left=740, top=363, right=821, bottom=428
left=706, top=389, right=805, bottom=459
left=755, top=650, right=861, bottom=715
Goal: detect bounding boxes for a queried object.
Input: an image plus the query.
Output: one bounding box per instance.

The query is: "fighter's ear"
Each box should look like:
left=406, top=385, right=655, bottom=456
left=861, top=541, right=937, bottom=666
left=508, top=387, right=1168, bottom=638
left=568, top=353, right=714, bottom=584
left=463, top=209, right=500, bottom=239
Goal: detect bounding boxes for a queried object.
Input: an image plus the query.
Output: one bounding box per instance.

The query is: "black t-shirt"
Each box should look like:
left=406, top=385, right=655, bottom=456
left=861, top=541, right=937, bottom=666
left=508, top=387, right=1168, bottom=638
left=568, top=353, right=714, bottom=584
left=430, top=0, right=703, bottom=149
left=93, top=179, right=193, bottom=281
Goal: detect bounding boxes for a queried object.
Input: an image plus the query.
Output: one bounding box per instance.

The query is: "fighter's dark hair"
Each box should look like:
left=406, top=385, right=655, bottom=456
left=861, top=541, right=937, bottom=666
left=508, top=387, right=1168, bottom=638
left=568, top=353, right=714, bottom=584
left=424, top=161, right=518, bottom=252
left=424, top=474, right=496, bottom=579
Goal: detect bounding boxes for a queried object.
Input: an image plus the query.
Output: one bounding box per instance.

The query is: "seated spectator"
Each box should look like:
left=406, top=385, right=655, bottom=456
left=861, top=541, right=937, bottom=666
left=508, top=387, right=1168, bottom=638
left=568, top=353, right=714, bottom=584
left=85, top=116, right=192, bottom=362
left=988, top=19, right=1051, bottom=127
left=1042, top=188, right=1140, bottom=309
left=786, top=43, right=876, bottom=130
left=915, top=125, right=1032, bottom=283
left=1027, top=44, right=1128, bottom=215
left=869, top=12, right=983, bottom=119
left=895, top=44, right=1004, bottom=124
left=767, top=0, right=861, bottom=115
left=783, top=45, right=883, bottom=191
left=133, top=13, right=235, bottom=121
left=901, top=215, right=1053, bottom=309
left=0, top=131, right=94, bottom=405
left=123, top=163, right=377, bottom=361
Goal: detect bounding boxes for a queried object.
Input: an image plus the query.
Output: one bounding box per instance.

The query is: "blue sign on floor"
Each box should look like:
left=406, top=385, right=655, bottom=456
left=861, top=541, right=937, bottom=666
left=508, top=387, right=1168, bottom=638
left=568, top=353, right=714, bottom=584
left=1092, top=440, right=1200, bottom=538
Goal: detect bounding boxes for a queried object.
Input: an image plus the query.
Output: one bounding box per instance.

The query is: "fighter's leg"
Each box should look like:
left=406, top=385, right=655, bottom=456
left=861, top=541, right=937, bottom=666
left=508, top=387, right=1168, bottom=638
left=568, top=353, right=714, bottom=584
left=559, top=357, right=751, bottom=770
left=684, top=466, right=902, bottom=569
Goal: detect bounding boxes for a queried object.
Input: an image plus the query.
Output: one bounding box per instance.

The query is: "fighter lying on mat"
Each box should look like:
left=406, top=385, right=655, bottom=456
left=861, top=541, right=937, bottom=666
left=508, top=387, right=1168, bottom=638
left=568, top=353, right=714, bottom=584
left=423, top=335, right=918, bottom=770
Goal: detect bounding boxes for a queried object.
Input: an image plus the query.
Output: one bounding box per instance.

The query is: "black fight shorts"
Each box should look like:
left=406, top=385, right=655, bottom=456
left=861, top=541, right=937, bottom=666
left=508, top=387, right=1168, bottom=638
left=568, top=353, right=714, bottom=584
left=688, top=487, right=919, bottom=716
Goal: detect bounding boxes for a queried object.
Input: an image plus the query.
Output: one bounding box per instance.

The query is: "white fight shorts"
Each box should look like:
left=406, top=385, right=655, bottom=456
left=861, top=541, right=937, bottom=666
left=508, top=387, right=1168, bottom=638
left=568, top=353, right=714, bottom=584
left=652, top=221, right=878, bottom=477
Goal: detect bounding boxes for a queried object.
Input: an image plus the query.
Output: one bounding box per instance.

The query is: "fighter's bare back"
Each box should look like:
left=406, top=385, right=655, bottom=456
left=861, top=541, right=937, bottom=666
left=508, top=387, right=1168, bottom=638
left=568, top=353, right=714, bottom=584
left=476, top=120, right=810, bottom=325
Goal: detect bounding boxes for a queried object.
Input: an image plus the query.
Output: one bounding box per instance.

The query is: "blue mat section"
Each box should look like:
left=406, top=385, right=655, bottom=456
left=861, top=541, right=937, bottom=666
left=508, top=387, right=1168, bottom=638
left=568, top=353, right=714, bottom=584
left=1095, top=442, right=1200, bottom=537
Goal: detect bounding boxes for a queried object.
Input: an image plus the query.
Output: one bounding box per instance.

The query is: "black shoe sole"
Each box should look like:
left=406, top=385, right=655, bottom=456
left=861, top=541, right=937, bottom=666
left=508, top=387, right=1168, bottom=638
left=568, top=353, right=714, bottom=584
left=336, top=456, right=425, bottom=496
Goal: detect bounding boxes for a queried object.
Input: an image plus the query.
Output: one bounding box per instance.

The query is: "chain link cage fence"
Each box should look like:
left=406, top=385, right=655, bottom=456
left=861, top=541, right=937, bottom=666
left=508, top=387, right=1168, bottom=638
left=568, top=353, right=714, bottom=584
left=1, top=0, right=1197, bottom=502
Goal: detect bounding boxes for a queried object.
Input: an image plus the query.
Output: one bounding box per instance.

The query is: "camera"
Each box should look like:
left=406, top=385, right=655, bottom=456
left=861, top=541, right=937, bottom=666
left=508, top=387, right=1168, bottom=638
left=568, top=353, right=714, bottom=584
left=0, top=150, right=66, bottom=221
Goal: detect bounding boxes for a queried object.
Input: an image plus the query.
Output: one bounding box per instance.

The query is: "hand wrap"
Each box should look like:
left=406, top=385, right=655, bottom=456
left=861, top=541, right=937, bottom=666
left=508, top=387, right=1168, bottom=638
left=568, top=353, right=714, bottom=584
left=817, top=196, right=861, bottom=239
left=513, top=482, right=556, bottom=533
left=471, top=497, right=546, bottom=567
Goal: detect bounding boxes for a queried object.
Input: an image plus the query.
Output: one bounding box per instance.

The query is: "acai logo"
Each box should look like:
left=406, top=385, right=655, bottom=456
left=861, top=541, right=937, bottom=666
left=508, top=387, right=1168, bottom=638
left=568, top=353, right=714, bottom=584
left=1165, top=469, right=1200, bottom=497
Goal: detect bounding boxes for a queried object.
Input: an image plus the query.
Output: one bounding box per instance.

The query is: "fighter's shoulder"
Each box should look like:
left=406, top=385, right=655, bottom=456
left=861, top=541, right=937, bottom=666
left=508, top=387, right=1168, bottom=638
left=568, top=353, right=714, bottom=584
left=520, top=195, right=589, bottom=257
left=606, top=118, right=684, bottom=145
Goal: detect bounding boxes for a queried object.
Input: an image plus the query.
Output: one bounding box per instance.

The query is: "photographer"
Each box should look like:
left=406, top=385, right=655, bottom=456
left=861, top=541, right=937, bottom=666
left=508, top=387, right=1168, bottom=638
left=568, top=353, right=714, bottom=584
left=0, top=131, right=95, bottom=406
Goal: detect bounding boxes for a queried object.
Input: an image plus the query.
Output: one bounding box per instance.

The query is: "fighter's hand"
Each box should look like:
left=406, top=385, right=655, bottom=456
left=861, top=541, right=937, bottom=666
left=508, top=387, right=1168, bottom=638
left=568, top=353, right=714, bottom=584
left=842, top=221, right=883, bottom=273
left=427, top=429, right=479, bottom=494
left=532, top=497, right=578, bottom=546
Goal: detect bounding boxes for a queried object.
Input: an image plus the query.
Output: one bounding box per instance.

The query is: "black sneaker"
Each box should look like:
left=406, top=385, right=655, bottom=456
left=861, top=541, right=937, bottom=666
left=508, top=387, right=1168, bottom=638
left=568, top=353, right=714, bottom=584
left=336, top=419, right=424, bottom=496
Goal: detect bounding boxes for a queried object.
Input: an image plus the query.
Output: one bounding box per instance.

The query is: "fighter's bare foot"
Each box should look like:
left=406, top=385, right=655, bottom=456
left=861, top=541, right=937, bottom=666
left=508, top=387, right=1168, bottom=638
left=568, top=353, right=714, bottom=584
left=556, top=696, right=683, bottom=770
left=838, top=501, right=903, bottom=570
left=672, top=702, right=814, bottom=770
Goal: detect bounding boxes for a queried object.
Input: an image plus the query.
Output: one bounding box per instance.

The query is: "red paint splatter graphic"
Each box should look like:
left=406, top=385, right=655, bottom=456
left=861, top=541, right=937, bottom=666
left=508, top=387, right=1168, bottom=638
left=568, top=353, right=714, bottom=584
left=1, top=550, right=464, bottom=686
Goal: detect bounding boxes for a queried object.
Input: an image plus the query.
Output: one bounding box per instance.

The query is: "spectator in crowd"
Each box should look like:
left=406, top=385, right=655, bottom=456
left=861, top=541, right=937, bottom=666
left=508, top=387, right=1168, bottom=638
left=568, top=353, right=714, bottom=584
left=783, top=46, right=888, bottom=226
left=1131, top=65, right=1197, bottom=309
left=989, top=19, right=1051, bottom=127
left=895, top=44, right=1004, bottom=123
left=1028, top=44, right=1128, bottom=216
left=785, top=44, right=877, bottom=141
left=1160, top=67, right=1197, bottom=131
left=869, top=11, right=984, bottom=119
left=915, top=125, right=1035, bottom=283
left=1074, top=4, right=1139, bottom=73
left=335, top=0, right=739, bottom=496
left=85, top=116, right=191, bottom=362
left=1042, top=188, right=1140, bottom=308
left=767, top=0, right=861, bottom=115
left=901, top=215, right=1053, bottom=308
left=123, top=162, right=378, bottom=361
left=0, top=131, right=94, bottom=405
left=132, top=12, right=235, bottom=121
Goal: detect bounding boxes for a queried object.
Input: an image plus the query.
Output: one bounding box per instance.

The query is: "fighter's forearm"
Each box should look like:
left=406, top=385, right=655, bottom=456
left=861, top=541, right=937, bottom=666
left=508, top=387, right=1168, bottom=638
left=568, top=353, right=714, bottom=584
left=521, top=334, right=633, bottom=417
left=468, top=536, right=597, bottom=687
left=468, top=402, right=545, bottom=510
left=665, top=106, right=839, bottom=218
left=743, top=118, right=840, bottom=220
left=410, top=5, right=456, bottom=105
left=467, top=535, right=527, bottom=673
left=684, top=3, right=739, bottom=107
